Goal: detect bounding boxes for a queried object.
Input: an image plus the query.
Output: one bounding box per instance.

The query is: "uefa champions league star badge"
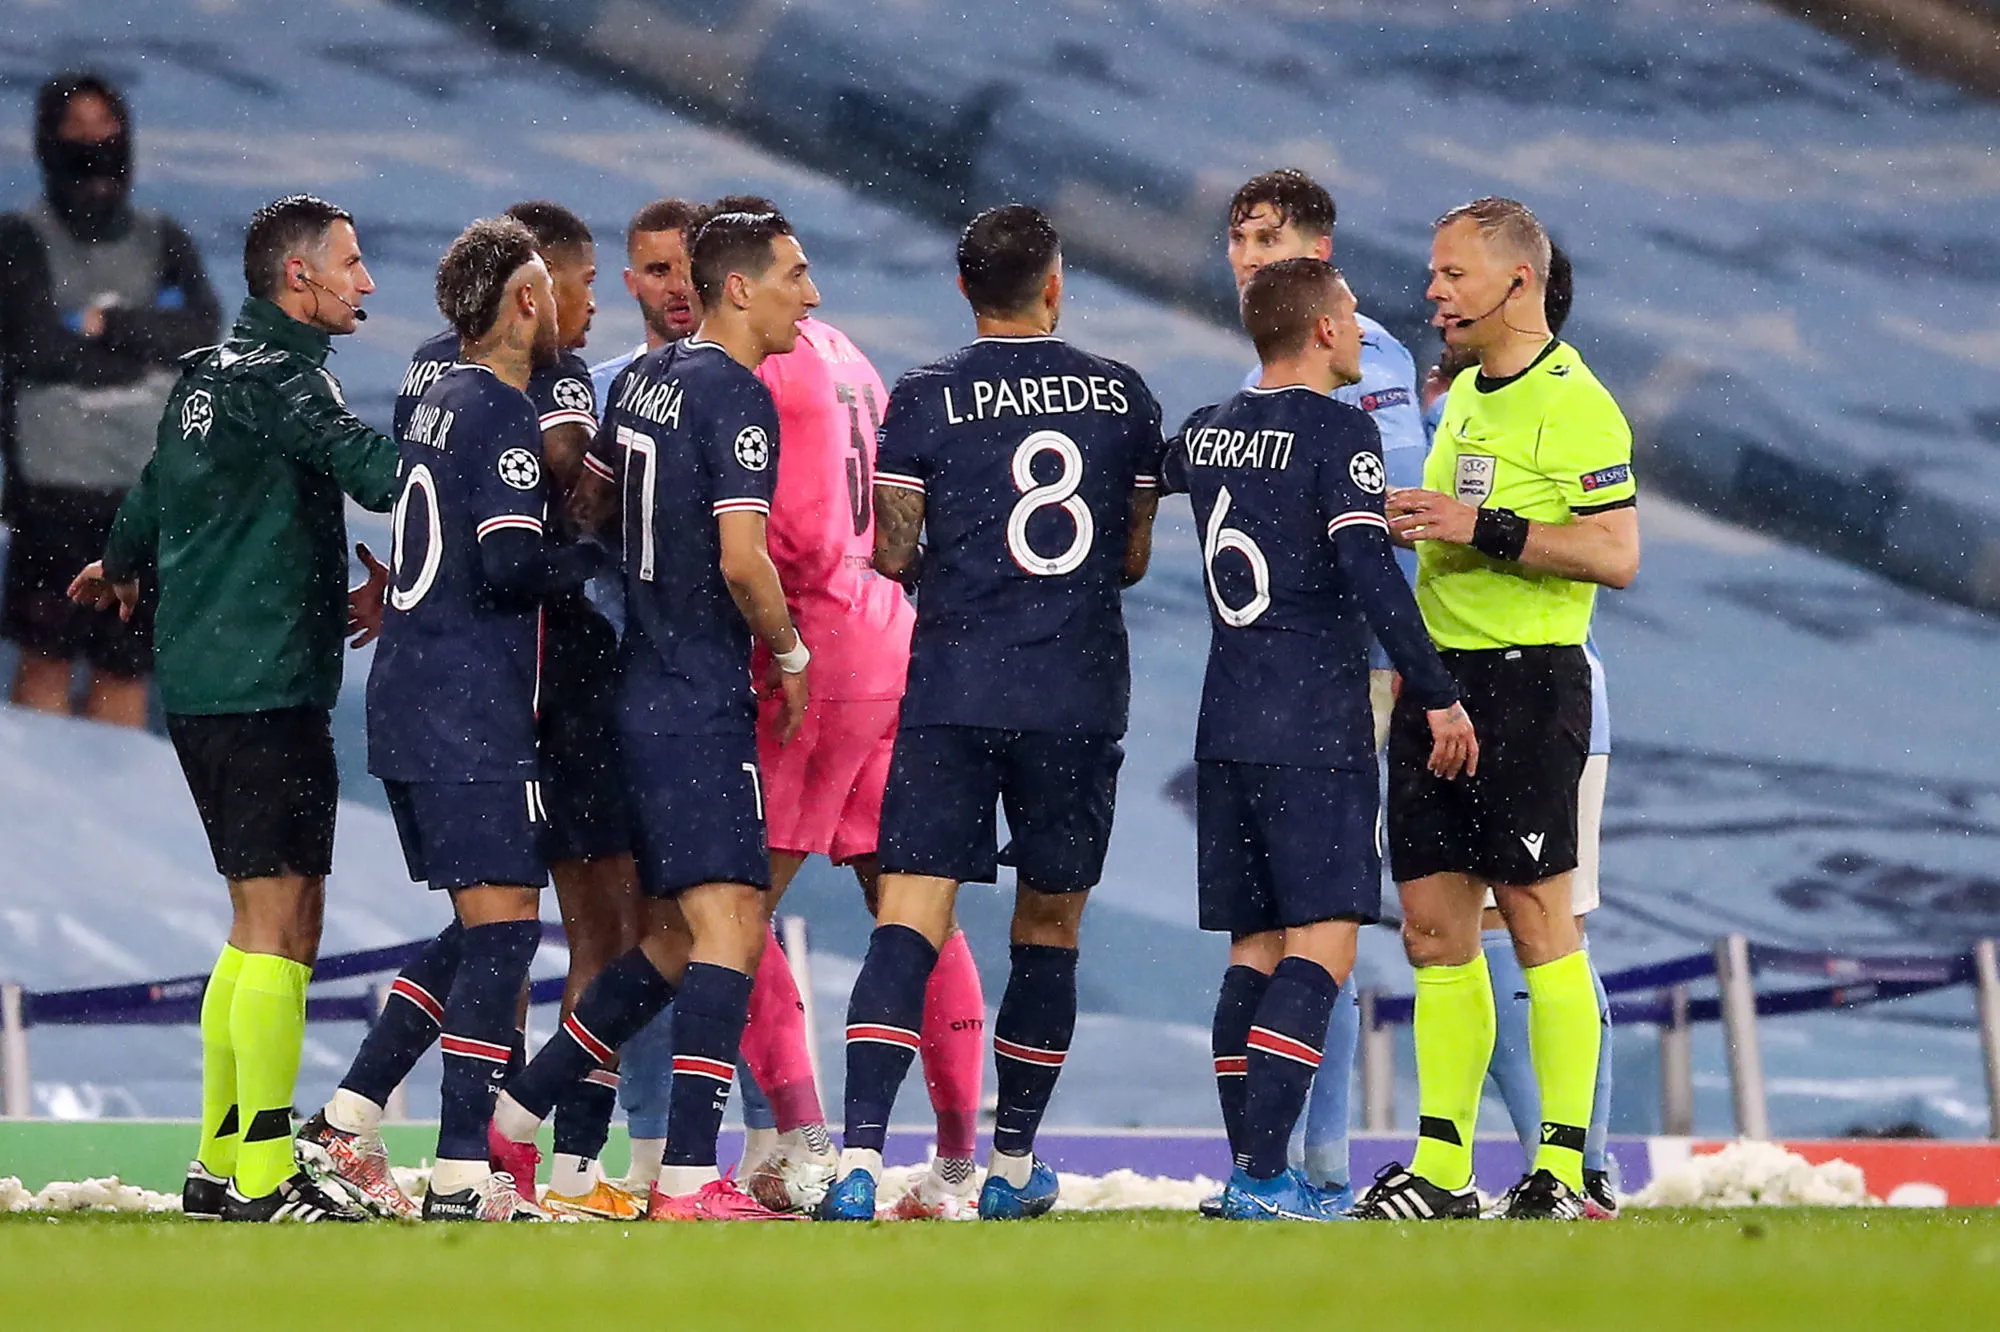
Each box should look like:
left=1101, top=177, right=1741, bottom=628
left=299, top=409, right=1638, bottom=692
left=553, top=378, right=592, bottom=414
left=497, top=447, right=541, bottom=490
left=734, top=425, right=771, bottom=471
left=1349, top=451, right=1385, bottom=494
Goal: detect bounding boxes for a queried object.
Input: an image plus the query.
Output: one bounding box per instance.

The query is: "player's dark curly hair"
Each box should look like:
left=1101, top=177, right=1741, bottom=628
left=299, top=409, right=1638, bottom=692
left=435, top=215, right=540, bottom=343
left=1229, top=169, right=1335, bottom=241
left=688, top=210, right=794, bottom=308
left=242, top=194, right=353, bottom=300
left=957, top=204, right=1060, bottom=317
left=1241, top=257, right=1346, bottom=361
left=503, top=199, right=593, bottom=253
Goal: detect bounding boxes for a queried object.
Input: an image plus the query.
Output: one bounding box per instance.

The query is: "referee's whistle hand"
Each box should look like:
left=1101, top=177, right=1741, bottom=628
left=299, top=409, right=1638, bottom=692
left=1425, top=702, right=1478, bottom=780
left=1388, top=489, right=1475, bottom=545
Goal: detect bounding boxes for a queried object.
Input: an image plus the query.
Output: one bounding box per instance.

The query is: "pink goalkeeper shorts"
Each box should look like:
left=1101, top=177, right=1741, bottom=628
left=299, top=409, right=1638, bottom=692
left=756, top=694, right=900, bottom=864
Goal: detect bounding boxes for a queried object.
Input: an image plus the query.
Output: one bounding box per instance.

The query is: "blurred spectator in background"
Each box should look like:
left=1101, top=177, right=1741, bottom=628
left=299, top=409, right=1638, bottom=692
left=0, top=71, right=219, bottom=726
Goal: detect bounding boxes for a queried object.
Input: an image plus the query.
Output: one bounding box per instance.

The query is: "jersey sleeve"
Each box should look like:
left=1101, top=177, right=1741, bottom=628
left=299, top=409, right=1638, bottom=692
left=1316, top=404, right=1391, bottom=539
left=1160, top=405, right=1212, bottom=497
left=470, top=396, right=550, bottom=543
left=529, top=363, right=599, bottom=434
left=706, top=377, right=780, bottom=518
left=872, top=374, right=932, bottom=497
left=1125, top=372, right=1166, bottom=492
left=581, top=364, right=631, bottom=489
left=1541, top=381, right=1636, bottom=516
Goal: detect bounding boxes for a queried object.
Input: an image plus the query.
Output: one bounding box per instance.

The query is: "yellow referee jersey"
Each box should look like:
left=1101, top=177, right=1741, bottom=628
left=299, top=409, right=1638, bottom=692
left=1417, top=340, right=1635, bottom=650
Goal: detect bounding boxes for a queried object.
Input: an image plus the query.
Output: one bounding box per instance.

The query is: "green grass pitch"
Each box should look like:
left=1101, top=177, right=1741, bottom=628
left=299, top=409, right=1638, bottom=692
left=3, top=1209, right=1997, bottom=1330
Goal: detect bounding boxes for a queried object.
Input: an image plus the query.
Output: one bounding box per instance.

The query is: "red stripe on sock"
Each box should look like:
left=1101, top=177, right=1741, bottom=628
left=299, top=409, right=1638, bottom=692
left=564, top=1013, right=614, bottom=1064
left=993, top=1037, right=1066, bottom=1067
left=390, top=977, right=444, bottom=1024
left=673, top=1055, right=735, bottom=1083
left=584, top=1068, right=620, bottom=1090
left=1212, top=1056, right=1248, bottom=1076
left=1246, top=1027, right=1323, bottom=1068
left=845, top=1023, right=921, bottom=1050
left=440, top=1034, right=512, bottom=1064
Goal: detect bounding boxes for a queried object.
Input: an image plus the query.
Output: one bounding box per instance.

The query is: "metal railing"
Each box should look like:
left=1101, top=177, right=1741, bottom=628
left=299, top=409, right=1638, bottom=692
left=6, top=929, right=1999, bottom=1135
left=1355, top=934, right=2000, bottom=1139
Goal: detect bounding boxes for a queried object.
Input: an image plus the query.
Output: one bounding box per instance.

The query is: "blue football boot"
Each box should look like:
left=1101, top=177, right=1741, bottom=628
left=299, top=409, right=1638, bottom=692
left=977, top=1155, right=1059, bottom=1219
left=1218, top=1168, right=1339, bottom=1221
left=1305, top=1179, right=1356, bottom=1218
left=816, top=1168, right=878, bottom=1221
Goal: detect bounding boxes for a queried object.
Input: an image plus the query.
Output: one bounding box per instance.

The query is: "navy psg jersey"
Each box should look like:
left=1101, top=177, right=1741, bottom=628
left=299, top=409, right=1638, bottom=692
left=585, top=338, right=778, bottom=736
left=391, top=329, right=459, bottom=442
left=368, top=363, right=552, bottom=782
left=1164, top=386, right=1457, bottom=769
left=873, top=335, right=1164, bottom=737
left=526, top=349, right=599, bottom=438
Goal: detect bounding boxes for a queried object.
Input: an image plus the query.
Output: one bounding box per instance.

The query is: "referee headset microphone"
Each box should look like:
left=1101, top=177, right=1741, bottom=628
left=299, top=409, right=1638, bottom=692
left=295, top=270, right=367, bottom=321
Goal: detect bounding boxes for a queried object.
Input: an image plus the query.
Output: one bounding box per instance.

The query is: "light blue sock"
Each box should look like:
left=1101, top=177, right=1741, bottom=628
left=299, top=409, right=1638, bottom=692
left=1299, top=982, right=1359, bottom=1189
left=1585, top=943, right=1612, bottom=1175
left=737, top=1060, right=776, bottom=1131
left=618, top=1003, right=675, bottom=1142
left=1482, top=929, right=1539, bottom=1158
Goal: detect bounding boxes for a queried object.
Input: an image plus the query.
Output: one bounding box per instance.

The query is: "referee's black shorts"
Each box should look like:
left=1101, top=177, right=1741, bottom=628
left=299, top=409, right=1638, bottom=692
left=1388, top=645, right=1589, bottom=887
left=166, top=706, right=338, bottom=880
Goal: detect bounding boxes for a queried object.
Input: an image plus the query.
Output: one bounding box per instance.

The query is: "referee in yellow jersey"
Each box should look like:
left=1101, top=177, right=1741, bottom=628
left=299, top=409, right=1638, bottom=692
left=1351, top=197, right=1638, bottom=1222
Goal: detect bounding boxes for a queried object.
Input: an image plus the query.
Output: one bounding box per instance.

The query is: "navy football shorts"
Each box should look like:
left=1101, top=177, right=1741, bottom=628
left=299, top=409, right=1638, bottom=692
left=539, top=603, right=632, bottom=865
left=1196, top=761, right=1381, bottom=936
left=383, top=779, right=549, bottom=891
left=621, top=730, right=770, bottom=898
left=879, top=725, right=1124, bottom=893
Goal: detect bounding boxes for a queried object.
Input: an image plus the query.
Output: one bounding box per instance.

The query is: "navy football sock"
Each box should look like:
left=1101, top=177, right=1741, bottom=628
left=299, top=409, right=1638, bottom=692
left=991, top=943, right=1078, bottom=1159
left=1211, top=964, right=1271, bottom=1165
left=436, top=920, right=541, bottom=1162
left=841, top=924, right=938, bottom=1153
left=663, top=963, right=755, bottom=1169
left=552, top=1069, right=619, bottom=1161
left=1241, top=957, right=1339, bottom=1180
left=509, top=948, right=675, bottom=1121
left=341, top=922, right=462, bottom=1106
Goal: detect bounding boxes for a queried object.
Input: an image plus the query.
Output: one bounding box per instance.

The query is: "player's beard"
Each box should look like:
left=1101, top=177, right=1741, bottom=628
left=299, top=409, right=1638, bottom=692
left=530, top=312, right=561, bottom=371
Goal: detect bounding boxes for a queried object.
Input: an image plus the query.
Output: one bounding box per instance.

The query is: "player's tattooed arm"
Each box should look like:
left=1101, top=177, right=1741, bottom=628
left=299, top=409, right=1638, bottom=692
left=566, top=466, right=618, bottom=538
left=1122, top=487, right=1161, bottom=587
left=540, top=421, right=593, bottom=501
left=873, top=484, right=926, bottom=590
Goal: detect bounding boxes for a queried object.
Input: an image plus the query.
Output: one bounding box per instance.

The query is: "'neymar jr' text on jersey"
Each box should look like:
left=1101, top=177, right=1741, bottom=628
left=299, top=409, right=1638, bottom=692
left=873, top=335, right=1164, bottom=737
left=587, top=338, right=778, bottom=737
left=368, top=364, right=550, bottom=783
left=1420, top=340, right=1636, bottom=651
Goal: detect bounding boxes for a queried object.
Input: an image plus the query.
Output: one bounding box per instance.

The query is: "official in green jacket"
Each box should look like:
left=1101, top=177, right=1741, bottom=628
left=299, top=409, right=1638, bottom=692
left=70, top=194, right=395, bottom=1222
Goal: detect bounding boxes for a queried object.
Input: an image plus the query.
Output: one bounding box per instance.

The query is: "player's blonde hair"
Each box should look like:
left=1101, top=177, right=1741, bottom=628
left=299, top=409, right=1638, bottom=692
left=1435, top=196, right=1552, bottom=285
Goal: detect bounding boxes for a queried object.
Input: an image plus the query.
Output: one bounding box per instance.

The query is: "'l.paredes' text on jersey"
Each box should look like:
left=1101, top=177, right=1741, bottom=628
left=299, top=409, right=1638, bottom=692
left=874, top=335, right=1164, bottom=737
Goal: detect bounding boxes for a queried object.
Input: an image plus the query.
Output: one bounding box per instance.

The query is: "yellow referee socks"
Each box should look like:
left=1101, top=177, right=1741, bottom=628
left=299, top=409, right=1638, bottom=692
left=1523, top=949, right=1601, bottom=1192
left=196, top=944, right=246, bottom=1179
left=1408, top=954, right=1496, bottom=1192
left=228, top=953, right=312, bottom=1198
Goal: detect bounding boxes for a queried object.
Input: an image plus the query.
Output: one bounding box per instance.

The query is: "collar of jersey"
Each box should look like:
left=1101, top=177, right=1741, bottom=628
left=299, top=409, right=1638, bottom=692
left=682, top=337, right=728, bottom=354
left=1243, top=384, right=1322, bottom=396
left=450, top=361, right=497, bottom=377
left=973, top=334, right=1062, bottom=344
left=1474, top=338, right=1563, bottom=394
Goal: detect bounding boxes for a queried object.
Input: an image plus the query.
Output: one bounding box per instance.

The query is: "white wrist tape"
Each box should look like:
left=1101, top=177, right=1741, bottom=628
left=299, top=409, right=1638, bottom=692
left=774, top=637, right=811, bottom=674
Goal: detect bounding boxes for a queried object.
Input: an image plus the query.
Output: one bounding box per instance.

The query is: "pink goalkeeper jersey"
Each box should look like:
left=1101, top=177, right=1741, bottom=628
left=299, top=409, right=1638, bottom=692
left=753, top=317, right=914, bottom=700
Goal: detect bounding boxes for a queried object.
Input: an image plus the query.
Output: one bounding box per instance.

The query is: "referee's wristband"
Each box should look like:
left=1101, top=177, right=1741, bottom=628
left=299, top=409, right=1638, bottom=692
left=1471, top=507, right=1530, bottom=562
left=774, top=636, right=810, bottom=675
